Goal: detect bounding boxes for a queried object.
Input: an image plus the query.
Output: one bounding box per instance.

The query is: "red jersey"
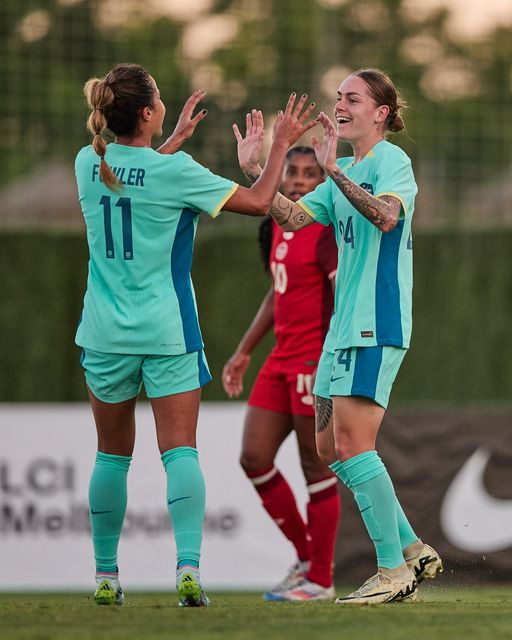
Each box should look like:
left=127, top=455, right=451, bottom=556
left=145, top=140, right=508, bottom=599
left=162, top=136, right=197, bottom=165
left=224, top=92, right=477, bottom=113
left=269, top=220, right=337, bottom=365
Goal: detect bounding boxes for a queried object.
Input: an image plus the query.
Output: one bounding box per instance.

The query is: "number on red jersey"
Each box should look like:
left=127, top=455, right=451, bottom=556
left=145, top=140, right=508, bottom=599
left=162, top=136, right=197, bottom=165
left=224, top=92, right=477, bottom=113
left=270, top=261, right=288, bottom=294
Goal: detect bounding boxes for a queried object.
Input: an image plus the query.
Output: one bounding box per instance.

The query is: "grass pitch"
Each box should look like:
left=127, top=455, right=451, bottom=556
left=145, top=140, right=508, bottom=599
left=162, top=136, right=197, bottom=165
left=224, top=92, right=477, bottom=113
left=2, top=585, right=511, bottom=640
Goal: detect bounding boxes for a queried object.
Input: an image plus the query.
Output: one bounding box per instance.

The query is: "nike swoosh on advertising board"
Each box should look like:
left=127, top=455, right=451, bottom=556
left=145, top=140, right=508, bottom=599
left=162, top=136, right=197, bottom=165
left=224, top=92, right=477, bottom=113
left=440, top=447, right=512, bottom=552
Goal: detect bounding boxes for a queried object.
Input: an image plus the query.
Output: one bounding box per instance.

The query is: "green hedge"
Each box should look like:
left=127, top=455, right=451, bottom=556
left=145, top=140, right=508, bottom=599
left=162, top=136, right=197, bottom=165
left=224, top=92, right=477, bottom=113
left=1, top=227, right=511, bottom=405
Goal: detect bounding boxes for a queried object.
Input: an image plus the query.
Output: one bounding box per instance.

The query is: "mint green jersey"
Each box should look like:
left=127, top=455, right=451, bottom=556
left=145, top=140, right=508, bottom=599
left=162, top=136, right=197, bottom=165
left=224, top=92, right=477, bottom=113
left=299, top=140, right=417, bottom=350
left=74, top=144, right=238, bottom=355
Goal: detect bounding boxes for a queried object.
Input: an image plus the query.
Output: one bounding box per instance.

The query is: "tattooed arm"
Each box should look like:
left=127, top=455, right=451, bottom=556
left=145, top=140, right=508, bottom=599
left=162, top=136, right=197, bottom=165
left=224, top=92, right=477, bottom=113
left=243, top=167, right=315, bottom=230
left=328, top=168, right=401, bottom=233
left=313, top=112, right=402, bottom=233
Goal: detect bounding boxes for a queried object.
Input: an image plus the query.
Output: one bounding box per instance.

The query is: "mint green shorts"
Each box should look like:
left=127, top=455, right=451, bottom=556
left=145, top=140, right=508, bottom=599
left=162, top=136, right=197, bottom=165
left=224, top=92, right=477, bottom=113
left=81, top=349, right=211, bottom=403
left=313, top=346, right=407, bottom=409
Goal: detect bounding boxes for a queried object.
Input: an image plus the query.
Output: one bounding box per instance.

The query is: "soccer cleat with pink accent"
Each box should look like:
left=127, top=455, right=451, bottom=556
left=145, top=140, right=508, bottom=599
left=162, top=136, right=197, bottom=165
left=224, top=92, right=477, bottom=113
left=263, top=560, right=310, bottom=601
left=266, top=578, right=335, bottom=601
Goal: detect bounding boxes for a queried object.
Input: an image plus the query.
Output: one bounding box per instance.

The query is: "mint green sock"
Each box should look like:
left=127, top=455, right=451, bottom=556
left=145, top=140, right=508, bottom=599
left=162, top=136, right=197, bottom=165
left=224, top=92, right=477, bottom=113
left=395, top=501, right=419, bottom=551
left=341, top=451, right=404, bottom=569
left=161, top=446, right=205, bottom=566
left=330, top=458, right=418, bottom=552
left=89, top=451, right=132, bottom=573
left=329, top=460, right=350, bottom=486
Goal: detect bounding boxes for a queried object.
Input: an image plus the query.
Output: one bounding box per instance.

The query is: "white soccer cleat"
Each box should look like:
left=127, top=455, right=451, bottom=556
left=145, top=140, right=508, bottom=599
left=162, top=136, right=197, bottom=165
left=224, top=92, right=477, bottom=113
left=94, top=574, right=124, bottom=606
left=335, top=570, right=417, bottom=605
left=263, top=560, right=310, bottom=601
left=267, top=578, right=335, bottom=602
left=406, top=543, right=443, bottom=583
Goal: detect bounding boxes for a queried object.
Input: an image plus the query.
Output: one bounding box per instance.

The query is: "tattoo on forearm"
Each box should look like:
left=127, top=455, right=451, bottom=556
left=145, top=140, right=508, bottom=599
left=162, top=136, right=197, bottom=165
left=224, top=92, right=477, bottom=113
left=293, top=211, right=306, bottom=226
left=269, top=193, right=295, bottom=226
left=330, top=168, right=399, bottom=231
left=243, top=170, right=259, bottom=185
left=243, top=168, right=307, bottom=229
left=315, top=396, right=333, bottom=433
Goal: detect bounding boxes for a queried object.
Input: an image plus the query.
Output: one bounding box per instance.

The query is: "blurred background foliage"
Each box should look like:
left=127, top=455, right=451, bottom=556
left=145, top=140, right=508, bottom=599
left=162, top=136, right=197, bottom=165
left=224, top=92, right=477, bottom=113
left=2, top=0, right=512, bottom=227
left=1, top=0, right=512, bottom=404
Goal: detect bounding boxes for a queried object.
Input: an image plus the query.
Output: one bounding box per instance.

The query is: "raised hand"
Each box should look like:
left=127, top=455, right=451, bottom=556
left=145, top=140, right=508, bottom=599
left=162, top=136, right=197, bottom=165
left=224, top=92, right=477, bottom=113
left=222, top=352, right=251, bottom=398
left=272, top=93, right=318, bottom=148
left=233, top=109, right=265, bottom=174
left=157, top=89, right=207, bottom=154
left=311, top=111, right=338, bottom=173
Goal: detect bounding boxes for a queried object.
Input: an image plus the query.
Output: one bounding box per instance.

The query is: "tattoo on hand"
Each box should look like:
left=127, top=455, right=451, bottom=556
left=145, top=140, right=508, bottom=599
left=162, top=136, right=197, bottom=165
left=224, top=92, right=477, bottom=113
left=243, top=170, right=259, bottom=185
left=293, top=211, right=306, bottom=225
left=315, top=396, right=333, bottom=433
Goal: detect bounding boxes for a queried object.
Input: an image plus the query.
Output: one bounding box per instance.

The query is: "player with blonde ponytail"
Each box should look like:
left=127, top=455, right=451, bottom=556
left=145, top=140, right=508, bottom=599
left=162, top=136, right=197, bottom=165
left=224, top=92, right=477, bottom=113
left=74, top=63, right=318, bottom=608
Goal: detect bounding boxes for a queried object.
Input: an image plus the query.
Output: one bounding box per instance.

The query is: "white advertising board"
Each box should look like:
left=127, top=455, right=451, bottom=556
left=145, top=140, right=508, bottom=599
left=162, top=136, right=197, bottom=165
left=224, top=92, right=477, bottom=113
left=0, top=403, right=307, bottom=591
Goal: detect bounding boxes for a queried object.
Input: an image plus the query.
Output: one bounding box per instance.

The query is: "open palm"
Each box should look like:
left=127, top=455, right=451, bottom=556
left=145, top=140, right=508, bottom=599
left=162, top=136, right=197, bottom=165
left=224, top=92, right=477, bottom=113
left=233, top=109, right=265, bottom=171
left=311, top=112, right=338, bottom=172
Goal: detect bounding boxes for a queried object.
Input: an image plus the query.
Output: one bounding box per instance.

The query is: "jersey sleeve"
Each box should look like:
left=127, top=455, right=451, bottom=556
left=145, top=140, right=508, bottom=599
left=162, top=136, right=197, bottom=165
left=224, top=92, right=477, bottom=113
left=297, top=179, right=334, bottom=227
left=315, top=226, right=338, bottom=279
left=175, top=152, right=239, bottom=218
left=374, top=150, right=417, bottom=218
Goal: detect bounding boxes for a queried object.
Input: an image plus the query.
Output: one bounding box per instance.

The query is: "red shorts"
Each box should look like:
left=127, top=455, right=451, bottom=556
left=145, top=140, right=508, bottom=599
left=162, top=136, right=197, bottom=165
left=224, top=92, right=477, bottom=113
left=248, top=355, right=317, bottom=417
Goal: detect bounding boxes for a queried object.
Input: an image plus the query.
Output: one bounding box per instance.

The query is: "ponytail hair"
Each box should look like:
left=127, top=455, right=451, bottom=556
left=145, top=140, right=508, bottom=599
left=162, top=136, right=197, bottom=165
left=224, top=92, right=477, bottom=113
left=84, top=78, right=121, bottom=191
left=83, top=64, right=156, bottom=191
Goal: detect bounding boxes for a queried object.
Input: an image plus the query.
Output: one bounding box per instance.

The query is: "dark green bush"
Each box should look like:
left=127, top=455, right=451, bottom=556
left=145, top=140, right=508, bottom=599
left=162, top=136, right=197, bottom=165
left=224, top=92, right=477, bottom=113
left=1, top=227, right=511, bottom=405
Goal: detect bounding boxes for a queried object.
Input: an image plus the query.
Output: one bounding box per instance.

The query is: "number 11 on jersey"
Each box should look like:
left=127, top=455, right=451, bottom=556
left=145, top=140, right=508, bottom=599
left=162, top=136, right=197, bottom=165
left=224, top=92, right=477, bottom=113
left=99, top=196, right=134, bottom=260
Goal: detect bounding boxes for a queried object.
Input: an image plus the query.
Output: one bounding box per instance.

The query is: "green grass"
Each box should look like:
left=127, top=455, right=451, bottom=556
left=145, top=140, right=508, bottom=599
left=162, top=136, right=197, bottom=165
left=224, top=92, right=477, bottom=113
left=2, top=585, right=512, bottom=640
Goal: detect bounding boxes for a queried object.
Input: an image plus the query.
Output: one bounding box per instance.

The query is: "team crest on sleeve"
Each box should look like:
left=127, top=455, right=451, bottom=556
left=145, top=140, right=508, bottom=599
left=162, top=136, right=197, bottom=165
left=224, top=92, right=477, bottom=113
left=359, top=182, right=374, bottom=194
left=275, top=241, right=289, bottom=261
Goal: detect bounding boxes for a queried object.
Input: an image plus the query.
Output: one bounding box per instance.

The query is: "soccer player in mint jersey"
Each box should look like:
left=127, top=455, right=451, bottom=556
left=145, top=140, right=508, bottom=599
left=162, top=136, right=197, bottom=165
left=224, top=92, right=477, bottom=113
left=74, top=63, right=318, bottom=607
left=237, top=69, right=443, bottom=605
left=222, top=146, right=341, bottom=602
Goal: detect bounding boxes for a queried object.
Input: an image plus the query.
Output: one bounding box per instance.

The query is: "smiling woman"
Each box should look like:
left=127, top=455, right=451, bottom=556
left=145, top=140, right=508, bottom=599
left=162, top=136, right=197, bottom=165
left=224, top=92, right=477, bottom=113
left=242, top=67, right=444, bottom=605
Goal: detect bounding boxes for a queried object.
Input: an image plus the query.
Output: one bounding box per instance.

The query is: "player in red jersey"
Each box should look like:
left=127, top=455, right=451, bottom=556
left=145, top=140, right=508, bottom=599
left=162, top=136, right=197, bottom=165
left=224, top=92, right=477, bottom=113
left=223, top=142, right=341, bottom=601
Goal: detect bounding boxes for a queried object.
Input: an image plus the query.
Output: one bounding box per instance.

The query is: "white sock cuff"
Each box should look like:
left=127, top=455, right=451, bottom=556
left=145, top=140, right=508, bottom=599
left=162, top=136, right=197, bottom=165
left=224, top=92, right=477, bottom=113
left=307, top=476, right=338, bottom=495
left=250, top=466, right=278, bottom=486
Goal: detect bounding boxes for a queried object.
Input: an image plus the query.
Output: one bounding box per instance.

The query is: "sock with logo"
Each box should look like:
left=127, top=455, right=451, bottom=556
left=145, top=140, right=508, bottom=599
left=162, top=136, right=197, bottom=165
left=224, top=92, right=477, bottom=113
left=161, top=446, right=205, bottom=567
left=329, top=458, right=417, bottom=551
left=335, top=451, right=404, bottom=569
left=246, top=466, right=310, bottom=562
left=89, top=451, right=132, bottom=573
left=305, top=476, right=341, bottom=587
